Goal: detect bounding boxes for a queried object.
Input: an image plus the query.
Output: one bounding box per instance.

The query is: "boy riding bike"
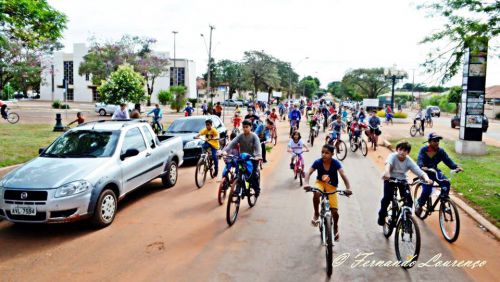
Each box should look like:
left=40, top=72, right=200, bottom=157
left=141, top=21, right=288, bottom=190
left=147, top=104, right=164, bottom=132
left=303, top=144, right=352, bottom=241
left=415, top=133, right=463, bottom=216
left=194, top=119, right=220, bottom=177
left=328, top=115, right=346, bottom=152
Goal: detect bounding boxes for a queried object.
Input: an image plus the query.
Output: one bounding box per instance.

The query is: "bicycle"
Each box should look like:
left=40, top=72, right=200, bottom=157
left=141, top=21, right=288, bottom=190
left=289, top=119, right=299, bottom=137
left=305, top=186, right=350, bottom=276
left=218, top=155, right=237, bottom=205
left=226, top=154, right=259, bottom=226
left=2, top=108, right=20, bottom=124
left=412, top=168, right=462, bottom=243
left=410, top=120, right=425, bottom=137
left=385, top=113, right=393, bottom=126
left=269, top=125, right=278, bottom=146
left=194, top=138, right=220, bottom=188
left=290, top=152, right=307, bottom=186
left=148, top=116, right=163, bottom=135
left=366, top=125, right=381, bottom=151
left=308, top=123, right=318, bottom=146
left=231, top=126, right=240, bottom=135
left=382, top=178, right=421, bottom=269
left=349, top=131, right=368, bottom=157
left=325, top=132, right=347, bottom=161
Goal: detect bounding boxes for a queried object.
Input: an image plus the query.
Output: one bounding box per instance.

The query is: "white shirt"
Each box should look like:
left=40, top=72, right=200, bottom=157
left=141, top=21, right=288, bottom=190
left=288, top=139, right=304, bottom=154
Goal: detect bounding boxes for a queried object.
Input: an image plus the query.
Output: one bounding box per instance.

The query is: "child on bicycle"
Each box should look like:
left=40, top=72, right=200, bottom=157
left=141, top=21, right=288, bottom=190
left=377, top=141, right=432, bottom=226
left=194, top=119, right=220, bottom=177
left=232, top=112, right=242, bottom=129
left=147, top=104, right=163, bottom=131
left=349, top=117, right=367, bottom=143
left=0, top=100, right=7, bottom=119
left=328, top=115, right=346, bottom=152
left=413, top=110, right=425, bottom=134
left=288, top=131, right=309, bottom=169
left=269, top=108, right=278, bottom=123
left=303, top=144, right=352, bottom=241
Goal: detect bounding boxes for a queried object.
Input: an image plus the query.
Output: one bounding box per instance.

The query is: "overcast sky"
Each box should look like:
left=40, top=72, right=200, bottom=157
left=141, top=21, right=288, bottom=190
left=48, top=0, right=500, bottom=88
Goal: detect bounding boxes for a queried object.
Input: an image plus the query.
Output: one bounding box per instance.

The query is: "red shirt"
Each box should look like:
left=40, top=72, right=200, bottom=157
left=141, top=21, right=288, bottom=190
left=232, top=116, right=242, bottom=127
left=269, top=112, right=278, bottom=121
left=351, top=121, right=367, bottom=132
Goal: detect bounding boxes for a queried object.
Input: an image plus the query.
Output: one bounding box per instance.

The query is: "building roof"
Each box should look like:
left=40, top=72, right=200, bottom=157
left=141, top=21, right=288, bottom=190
left=486, top=85, right=500, bottom=99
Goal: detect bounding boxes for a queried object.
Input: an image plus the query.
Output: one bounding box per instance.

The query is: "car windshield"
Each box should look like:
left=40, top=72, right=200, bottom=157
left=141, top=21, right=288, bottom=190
left=42, top=130, right=120, bottom=158
left=167, top=119, right=206, bottom=133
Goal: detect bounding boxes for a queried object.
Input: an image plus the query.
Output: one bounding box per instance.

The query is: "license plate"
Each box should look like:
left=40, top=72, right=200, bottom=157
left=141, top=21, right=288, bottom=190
left=11, top=205, right=36, bottom=216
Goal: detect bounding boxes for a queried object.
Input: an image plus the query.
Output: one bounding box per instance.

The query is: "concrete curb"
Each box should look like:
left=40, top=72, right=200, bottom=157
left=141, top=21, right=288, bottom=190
left=381, top=138, right=500, bottom=240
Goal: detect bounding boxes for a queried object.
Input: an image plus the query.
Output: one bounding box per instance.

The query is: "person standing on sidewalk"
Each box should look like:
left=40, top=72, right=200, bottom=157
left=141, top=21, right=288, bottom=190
left=201, top=101, right=208, bottom=115
left=112, top=103, right=130, bottom=120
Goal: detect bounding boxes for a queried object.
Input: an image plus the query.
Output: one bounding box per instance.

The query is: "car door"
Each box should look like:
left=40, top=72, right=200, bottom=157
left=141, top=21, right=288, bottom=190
left=120, top=127, right=149, bottom=193
left=141, top=125, right=164, bottom=179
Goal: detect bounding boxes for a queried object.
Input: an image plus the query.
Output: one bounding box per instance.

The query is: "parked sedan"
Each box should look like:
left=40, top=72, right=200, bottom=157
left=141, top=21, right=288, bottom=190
left=235, top=99, right=249, bottom=106
left=163, top=115, right=227, bottom=161
left=95, top=102, right=134, bottom=116
left=426, top=106, right=441, bottom=117
left=222, top=99, right=243, bottom=107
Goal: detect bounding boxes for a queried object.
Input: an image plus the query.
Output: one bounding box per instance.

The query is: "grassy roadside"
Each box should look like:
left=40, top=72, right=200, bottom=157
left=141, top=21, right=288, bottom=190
left=0, top=124, right=62, bottom=168
left=390, top=137, right=500, bottom=228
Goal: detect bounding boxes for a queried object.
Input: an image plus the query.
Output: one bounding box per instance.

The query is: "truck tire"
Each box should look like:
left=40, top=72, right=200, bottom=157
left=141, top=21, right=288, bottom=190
left=90, top=189, right=117, bottom=228
left=162, top=161, right=178, bottom=188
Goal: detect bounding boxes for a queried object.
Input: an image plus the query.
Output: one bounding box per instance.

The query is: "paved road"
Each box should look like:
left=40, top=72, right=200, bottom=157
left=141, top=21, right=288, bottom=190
left=0, top=120, right=498, bottom=281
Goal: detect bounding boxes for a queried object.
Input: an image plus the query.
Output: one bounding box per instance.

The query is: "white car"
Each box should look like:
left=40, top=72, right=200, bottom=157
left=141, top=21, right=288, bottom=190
left=95, top=102, right=134, bottom=116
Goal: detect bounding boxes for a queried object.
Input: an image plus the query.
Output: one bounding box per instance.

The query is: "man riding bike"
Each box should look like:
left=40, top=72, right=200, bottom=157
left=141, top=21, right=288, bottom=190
left=147, top=104, right=163, bottom=132
left=289, top=104, right=302, bottom=136
left=194, top=119, right=220, bottom=177
left=222, top=119, right=263, bottom=197
left=415, top=133, right=463, bottom=216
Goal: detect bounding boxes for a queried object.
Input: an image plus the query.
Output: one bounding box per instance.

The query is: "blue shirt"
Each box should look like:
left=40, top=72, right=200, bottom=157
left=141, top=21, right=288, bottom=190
left=311, top=158, right=343, bottom=187
left=417, top=146, right=458, bottom=170
left=147, top=108, right=163, bottom=118
left=368, top=116, right=380, bottom=128
left=289, top=109, right=301, bottom=121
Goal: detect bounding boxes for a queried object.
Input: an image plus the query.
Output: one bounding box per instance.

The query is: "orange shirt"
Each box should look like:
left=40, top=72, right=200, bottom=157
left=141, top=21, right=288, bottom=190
left=215, top=105, right=222, bottom=113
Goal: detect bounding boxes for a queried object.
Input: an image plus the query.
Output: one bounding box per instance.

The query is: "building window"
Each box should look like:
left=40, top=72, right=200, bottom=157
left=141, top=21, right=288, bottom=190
left=63, top=61, right=74, bottom=85
left=85, top=73, right=90, bottom=81
left=170, top=67, right=185, bottom=86
left=92, top=88, right=99, bottom=101
left=66, top=89, right=74, bottom=101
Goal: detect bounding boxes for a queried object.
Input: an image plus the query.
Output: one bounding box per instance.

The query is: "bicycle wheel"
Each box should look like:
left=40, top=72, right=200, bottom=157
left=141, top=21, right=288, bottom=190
left=324, top=214, right=333, bottom=276
left=383, top=204, right=394, bottom=238
left=349, top=138, right=357, bottom=152
left=272, top=132, right=277, bottom=146
left=7, top=112, right=19, bottom=124
left=218, top=176, right=230, bottom=205
left=209, top=159, right=215, bottom=179
left=247, top=185, right=258, bottom=207
left=439, top=198, right=460, bottom=243
left=195, top=157, right=207, bottom=189
left=410, top=125, right=417, bottom=137
left=299, top=168, right=303, bottom=186
left=395, top=213, right=421, bottom=269
left=412, top=184, right=429, bottom=220
left=336, top=141, right=347, bottom=161
left=310, top=131, right=315, bottom=146
left=360, top=140, right=368, bottom=156
left=226, top=182, right=241, bottom=226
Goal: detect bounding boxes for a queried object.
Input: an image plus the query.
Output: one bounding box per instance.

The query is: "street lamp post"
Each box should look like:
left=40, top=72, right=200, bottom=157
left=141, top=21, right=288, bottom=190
left=384, top=66, right=407, bottom=110
left=201, top=26, right=215, bottom=106
left=172, top=31, right=178, bottom=86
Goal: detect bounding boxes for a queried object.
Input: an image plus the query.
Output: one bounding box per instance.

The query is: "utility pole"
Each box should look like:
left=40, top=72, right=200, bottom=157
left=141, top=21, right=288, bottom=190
left=411, top=68, right=415, bottom=109
left=172, top=31, right=178, bottom=86
left=207, top=25, right=215, bottom=105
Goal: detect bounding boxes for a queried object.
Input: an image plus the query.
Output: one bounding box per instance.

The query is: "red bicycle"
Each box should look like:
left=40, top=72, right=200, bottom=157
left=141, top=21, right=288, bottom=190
left=290, top=152, right=307, bottom=186
left=366, top=125, right=381, bottom=151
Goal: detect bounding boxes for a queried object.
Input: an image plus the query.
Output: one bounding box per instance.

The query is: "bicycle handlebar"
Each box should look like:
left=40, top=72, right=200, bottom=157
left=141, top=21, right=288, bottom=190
left=423, top=168, right=462, bottom=181
left=305, top=187, right=350, bottom=197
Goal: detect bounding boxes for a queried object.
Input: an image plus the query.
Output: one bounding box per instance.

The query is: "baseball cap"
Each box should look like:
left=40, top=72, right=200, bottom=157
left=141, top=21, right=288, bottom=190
left=427, top=132, right=443, bottom=142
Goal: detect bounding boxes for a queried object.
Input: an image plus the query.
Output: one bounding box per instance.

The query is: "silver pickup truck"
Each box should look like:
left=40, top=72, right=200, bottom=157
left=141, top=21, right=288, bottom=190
left=0, top=120, right=183, bottom=228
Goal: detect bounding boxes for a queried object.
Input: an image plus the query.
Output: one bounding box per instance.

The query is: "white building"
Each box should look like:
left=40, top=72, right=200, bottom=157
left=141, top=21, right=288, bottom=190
left=40, top=43, right=197, bottom=103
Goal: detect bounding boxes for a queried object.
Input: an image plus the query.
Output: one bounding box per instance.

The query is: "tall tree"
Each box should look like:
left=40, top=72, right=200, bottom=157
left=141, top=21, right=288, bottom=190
left=242, top=50, right=280, bottom=101
left=214, top=60, right=248, bottom=99
left=419, top=0, right=500, bottom=82
left=274, top=60, right=299, bottom=99
left=0, top=0, right=67, bottom=96
left=298, top=76, right=320, bottom=99
left=97, top=64, right=146, bottom=104
left=447, top=86, right=462, bottom=114
left=341, top=68, right=390, bottom=98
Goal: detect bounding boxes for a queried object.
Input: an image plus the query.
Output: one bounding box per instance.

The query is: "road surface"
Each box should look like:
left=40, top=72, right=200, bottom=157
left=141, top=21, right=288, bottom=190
left=0, top=120, right=499, bottom=281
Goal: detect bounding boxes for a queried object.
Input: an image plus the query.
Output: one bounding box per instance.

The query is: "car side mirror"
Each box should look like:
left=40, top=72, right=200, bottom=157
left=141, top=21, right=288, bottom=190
left=120, top=148, right=140, bottom=160
left=39, top=147, right=46, bottom=155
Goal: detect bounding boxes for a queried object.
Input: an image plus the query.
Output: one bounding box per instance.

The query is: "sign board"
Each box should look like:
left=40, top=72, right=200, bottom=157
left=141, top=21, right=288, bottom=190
left=459, top=39, right=488, bottom=141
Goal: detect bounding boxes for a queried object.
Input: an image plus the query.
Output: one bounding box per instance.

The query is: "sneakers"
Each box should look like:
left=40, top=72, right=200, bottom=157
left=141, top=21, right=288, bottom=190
left=377, top=216, right=385, bottom=226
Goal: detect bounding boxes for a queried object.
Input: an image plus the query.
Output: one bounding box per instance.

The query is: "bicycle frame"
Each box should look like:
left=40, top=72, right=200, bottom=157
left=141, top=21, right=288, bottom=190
left=388, top=179, right=413, bottom=227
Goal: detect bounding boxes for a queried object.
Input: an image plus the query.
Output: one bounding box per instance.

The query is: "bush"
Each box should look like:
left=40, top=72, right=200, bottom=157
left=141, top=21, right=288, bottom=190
left=157, top=90, right=172, bottom=106
left=393, top=112, right=408, bottom=118
left=422, top=94, right=456, bottom=113
left=61, top=104, right=70, bottom=109
left=376, top=110, right=385, bottom=118
left=52, top=99, right=62, bottom=109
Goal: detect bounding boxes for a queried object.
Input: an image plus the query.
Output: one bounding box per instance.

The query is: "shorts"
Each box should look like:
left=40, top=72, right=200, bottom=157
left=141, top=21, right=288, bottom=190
left=330, top=131, right=340, bottom=140
left=315, top=180, right=338, bottom=209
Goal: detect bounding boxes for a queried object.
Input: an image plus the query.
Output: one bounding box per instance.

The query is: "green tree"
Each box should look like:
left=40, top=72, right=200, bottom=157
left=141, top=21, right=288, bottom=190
left=242, top=50, right=280, bottom=101
left=157, top=89, right=172, bottom=106
left=298, top=76, right=320, bottom=99
left=341, top=68, right=390, bottom=98
left=419, top=0, right=499, bottom=83
left=448, top=86, right=462, bottom=114
left=97, top=64, right=146, bottom=104
left=327, top=81, right=342, bottom=98
left=169, top=85, right=187, bottom=112
left=214, top=60, right=248, bottom=99
left=274, top=60, right=299, bottom=99
left=0, top=0, right=67, bottom=96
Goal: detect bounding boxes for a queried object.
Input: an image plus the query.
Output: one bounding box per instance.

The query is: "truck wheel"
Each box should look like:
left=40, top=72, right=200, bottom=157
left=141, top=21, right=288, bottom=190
left=99, top=109, right=106, bottom=116
left=91, top=189, right=117, bottom=228
left=162, top=161, right=178, bottom=188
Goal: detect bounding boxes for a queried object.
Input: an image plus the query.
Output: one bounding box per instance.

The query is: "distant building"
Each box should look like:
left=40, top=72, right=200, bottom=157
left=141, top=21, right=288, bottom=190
left=39, top=43, right=196, bottom=103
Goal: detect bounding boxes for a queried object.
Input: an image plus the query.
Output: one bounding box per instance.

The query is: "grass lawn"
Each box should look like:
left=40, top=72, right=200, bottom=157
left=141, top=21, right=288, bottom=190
left=0, top=124, right=62, bottom=168
left=390, top=137, right=500, bottom=228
